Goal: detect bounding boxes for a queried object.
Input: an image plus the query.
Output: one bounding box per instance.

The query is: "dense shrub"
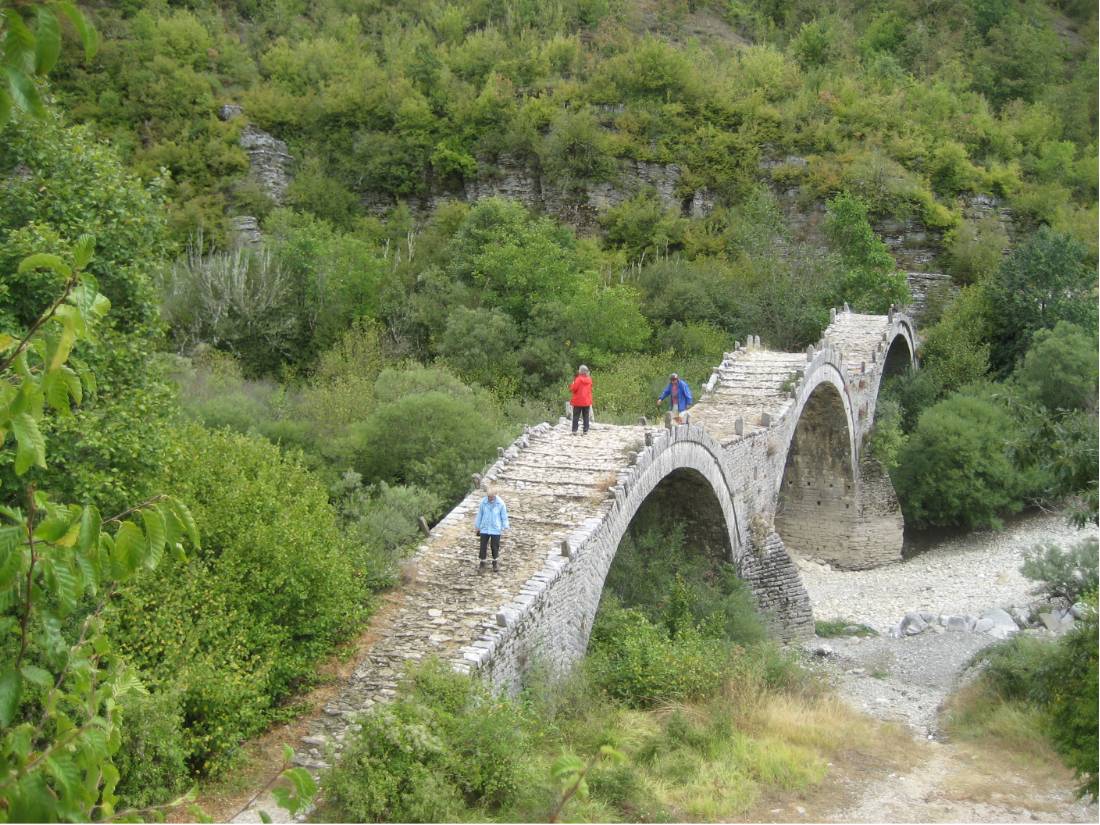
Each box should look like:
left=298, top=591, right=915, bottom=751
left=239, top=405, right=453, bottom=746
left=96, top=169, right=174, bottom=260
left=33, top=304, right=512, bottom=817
left=823, top=192, right=910, bottom=313
left=351, top=385, right=510, bottom=502
left=1013, top=321, right=1098, bottom=413
left=1021, top=538, right=1100, bottom=604
left=0, top=113, right=177, bottom=515
left=986, top=228, right=1097, bottom=373
left=893, top=389, right=1030, bottom=529
left=108, top=424, right=377, bottom=776
left=968, top=594, right=1099, bottom=798
left=607, top=523, right=767, bottom=646
left=324, top=661, right=534, bottom=821
left=586, top=597, right=732, bottom=708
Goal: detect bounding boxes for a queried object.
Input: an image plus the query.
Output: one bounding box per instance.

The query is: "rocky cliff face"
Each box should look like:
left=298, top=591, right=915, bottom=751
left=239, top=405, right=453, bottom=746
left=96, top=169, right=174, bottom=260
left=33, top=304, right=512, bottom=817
left=363, top=154, right=715, bottom=228
left=761, top=154, right=1016, bottom=323
left=237, top=125, right=293, bottom=204
left=219, top=104, right=295, bottom=247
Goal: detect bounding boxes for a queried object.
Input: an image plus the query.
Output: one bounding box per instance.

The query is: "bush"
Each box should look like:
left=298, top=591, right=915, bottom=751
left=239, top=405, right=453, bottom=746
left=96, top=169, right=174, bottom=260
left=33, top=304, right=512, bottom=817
left=351, top=383, right=509, bottom=502
left=893, top=389, right=1029, bottom=529
left=1013, top=321, right=1098, bottom=414
left=1043, top=597, right=1098, bottom=798
left=108, top=423, right=377, bottom=777
left=986, top=227, right=1097, bottom=373
left=332, top=474, right=443, bottom=585
left=586, top=598, right=731, bottom=708
left=1021, top=538, right=1099, bottom=603
left=114, top=691, right=190, bottom=809
left=966, top=597, right=1099, bottom=799
left=324, top=661, right=533, bottom=821
left=607, top=523, right=766, bottom=647
left=823, top=192, right=910, bottom=313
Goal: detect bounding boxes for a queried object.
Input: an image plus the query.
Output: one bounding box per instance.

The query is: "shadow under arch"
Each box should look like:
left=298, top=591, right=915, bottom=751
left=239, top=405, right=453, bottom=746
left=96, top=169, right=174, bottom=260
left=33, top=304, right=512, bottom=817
left=551, top=428, right=813, bottom=675
left=774, top=379, right=859, bottom=565
left=618, top=466, right=736, bottom=565
left=882, top=332, right=914, bottom=379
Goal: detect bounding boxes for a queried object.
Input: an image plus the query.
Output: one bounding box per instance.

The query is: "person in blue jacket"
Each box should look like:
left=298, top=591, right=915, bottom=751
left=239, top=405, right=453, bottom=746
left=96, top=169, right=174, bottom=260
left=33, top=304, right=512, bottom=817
left=656, top=372, right=693, bottom=423
left=474, top=484, right=509, bottom=573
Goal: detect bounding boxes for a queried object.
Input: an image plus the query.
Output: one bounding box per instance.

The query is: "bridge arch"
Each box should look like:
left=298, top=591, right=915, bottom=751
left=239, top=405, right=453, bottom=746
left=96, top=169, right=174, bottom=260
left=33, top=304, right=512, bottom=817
left=468, top=424, right=813, bottom=694
left=774, top=377, right=859, bottom=564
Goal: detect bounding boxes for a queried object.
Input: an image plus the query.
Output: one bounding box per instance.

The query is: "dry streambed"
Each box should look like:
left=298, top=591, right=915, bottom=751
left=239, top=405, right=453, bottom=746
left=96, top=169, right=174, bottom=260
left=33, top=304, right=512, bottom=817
left=795, top=511, right=1098, bottom=823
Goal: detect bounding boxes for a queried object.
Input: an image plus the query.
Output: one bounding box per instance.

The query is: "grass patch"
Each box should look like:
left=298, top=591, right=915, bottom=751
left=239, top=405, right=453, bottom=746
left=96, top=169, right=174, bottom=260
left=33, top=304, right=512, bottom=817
left=815, top=618, right=878, bottom=638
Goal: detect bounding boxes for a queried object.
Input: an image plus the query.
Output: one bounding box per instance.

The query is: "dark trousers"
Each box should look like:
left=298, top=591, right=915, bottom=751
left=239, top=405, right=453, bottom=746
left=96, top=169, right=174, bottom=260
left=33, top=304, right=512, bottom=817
left=572, top=405, right=590, bottom=433
left=478, top=533, right=501, bottom=560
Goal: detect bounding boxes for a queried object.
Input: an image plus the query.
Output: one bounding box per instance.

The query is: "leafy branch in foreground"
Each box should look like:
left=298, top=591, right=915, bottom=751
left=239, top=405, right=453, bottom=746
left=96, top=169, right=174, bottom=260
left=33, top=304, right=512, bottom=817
left=548, top=745, right=625, bottom=823
left=1, top=0, right=100, bottom=125
left=258, top=746, right=318, bottom=823
left=0, top=241, right=199, bottom=822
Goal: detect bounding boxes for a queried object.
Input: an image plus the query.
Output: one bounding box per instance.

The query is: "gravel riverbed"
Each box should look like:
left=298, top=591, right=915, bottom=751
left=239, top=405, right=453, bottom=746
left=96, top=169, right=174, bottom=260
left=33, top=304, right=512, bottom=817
left=798, top=511, right=1096, bottom=633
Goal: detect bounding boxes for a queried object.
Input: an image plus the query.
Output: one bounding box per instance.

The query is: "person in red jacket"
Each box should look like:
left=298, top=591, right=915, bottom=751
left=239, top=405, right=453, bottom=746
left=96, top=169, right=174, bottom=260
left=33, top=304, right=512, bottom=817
left=569, top=365, right=593, bottom=436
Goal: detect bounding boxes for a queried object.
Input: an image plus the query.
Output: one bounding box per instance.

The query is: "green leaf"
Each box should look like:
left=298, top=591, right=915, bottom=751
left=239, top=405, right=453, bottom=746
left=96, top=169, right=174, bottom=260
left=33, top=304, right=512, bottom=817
left=170, top=499, right=200, bottom=550
left=72, top=235, right=96, bottom=270
left=45, top=754, right=80, bottom=797
left=5, top=66, right=45, bottom=118
left=259, top=812, right=272, bottom=824
left=141, top=508, right=166, bottom=569
left=0, top=667, right=23, bottom=727
left=55, top=1, right=100, bottom=60
left=2, top=9, right=35, bottom=55
left=0, top=87, right=11, bottom=125
left=112, top=522, right=145, bottom=578
left=20, top=664, right=54, bottom=688
left=78, top=504, right=101, bottom=554
left=15, top=253, right=68, bottom=278
left=286, top=767, right=316, bottom=799
left=43, top=368, right=74, bottom=416
left=50, top=558, right=80, bottom=614
left=33, top=7, right=61, bottom=75
left=11, top=412, right=46, bottom=475
left=0, top=524, right=23, bottom=555
left=551, top=754, right=584, bottom=781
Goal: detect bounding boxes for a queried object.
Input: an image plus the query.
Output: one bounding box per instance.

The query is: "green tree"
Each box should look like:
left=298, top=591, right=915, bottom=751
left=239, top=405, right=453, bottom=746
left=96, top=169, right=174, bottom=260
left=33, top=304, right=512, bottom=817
left=1013, top=322, right=1098, bottom=414
left=0, top=244, right=199, bottom=821
left=986, top=227, right=1097, bottom=373
left=823, top=192, right=909, bottom=313
left=893, top=389, right=1029, bottom=529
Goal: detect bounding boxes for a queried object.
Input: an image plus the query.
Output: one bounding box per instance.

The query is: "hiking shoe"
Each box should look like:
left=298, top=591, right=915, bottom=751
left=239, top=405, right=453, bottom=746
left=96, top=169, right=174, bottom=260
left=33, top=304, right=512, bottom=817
left=492, top=560, right=499, bottom=573
left=477, top=560, right=487, bottom=574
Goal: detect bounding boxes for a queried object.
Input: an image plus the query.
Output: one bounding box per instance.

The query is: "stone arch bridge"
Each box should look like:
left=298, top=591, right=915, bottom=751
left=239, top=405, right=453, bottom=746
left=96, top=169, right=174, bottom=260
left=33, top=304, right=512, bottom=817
left=257, top=308, right=916, bottom=793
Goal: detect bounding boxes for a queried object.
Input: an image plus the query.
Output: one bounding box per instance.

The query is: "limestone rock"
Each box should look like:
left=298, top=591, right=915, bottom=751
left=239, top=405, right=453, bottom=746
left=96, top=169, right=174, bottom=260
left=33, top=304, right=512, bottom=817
left=942, top=614, right=972, bottom=632
left=899, top=612, right=928, bottom=636
left=239, top=125, right=293, bottom=204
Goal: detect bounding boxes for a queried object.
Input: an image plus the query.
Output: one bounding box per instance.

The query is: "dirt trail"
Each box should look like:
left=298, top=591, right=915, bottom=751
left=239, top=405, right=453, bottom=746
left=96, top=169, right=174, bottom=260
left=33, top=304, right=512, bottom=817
left=822, top=736, right=1095, bottom=823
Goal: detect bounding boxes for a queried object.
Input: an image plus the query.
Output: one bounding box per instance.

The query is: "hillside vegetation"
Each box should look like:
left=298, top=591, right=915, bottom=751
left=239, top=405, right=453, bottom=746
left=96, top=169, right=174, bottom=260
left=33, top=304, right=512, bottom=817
left=0, top=0, right=1096, bottom=817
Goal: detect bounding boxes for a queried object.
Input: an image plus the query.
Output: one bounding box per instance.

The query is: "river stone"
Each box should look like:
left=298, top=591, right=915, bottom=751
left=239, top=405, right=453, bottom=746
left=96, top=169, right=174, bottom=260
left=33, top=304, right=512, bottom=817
left=1039, top=612, right=1063, bottom=633
left=1010, top=606, right=1033, bottom=627
left=899, top=612, right=928, bottom=636
left=942, top=614, right=971, bottom=632
left=1070, top=602, right=1089, bottom=619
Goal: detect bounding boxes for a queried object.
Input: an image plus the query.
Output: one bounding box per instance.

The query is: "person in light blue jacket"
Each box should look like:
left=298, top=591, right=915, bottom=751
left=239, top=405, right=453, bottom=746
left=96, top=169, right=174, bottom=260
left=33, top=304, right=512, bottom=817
left=657, top=372, right=693, bottom=422
left=474, top=484, right=509, bottom=573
